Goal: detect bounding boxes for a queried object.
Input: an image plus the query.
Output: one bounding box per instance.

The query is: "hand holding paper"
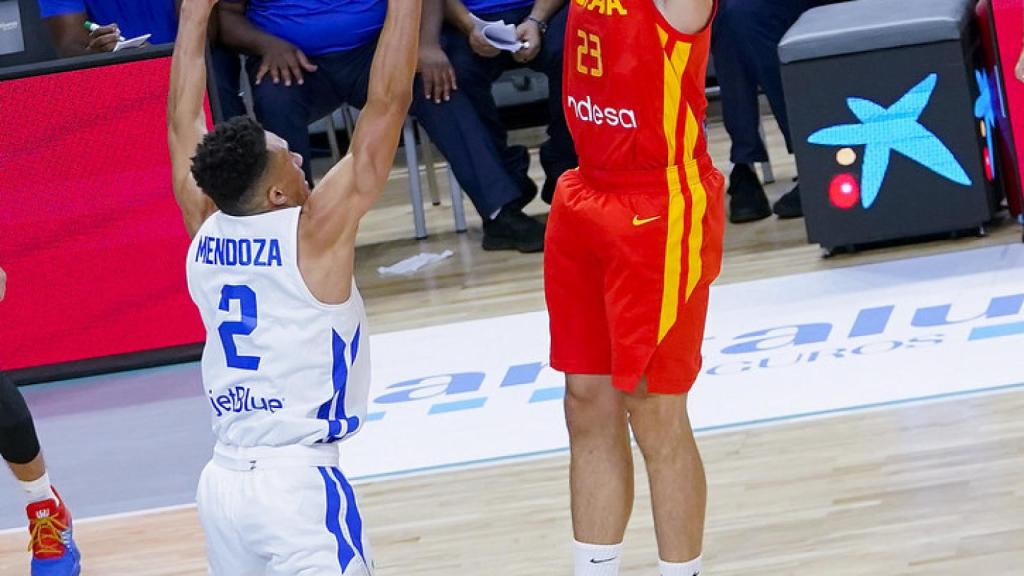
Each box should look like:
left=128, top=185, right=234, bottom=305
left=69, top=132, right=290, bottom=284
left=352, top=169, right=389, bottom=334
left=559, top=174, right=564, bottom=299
left=470, top=14, right=529, bottom=53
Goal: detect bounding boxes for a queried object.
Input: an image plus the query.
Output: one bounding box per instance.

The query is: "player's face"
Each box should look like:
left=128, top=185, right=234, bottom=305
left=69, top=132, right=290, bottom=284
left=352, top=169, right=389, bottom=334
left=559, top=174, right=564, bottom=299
left=266, top=132, right=310, bottom=206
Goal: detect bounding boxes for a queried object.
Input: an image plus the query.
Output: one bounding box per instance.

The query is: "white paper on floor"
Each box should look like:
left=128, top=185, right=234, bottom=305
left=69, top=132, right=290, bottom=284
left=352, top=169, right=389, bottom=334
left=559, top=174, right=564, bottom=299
left=378, top=250, right=454, bottom=277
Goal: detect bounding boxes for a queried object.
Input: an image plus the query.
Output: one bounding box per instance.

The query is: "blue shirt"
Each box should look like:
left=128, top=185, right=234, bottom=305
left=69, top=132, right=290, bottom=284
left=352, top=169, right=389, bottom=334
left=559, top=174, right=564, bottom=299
left=462, top=0, right=534, bottom=17
left=38, top=0, right=178, bottom=44
left=245, top=0, right=386, bottom=57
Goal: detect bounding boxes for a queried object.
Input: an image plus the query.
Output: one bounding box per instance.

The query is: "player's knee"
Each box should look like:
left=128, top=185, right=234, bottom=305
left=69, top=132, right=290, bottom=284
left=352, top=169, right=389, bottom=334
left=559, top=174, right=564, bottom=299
left=564, top=380, right=623, bottom=437
left=628, top=398, right=693, bottom=460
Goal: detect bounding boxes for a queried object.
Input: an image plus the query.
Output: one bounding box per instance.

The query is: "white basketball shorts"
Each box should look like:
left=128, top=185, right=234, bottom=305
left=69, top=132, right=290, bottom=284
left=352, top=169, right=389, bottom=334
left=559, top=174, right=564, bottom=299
left=197, top=444, right=373, bottom=575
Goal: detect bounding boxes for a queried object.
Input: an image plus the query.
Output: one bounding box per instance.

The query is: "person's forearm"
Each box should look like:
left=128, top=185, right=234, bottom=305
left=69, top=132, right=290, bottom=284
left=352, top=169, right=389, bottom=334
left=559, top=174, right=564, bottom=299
left=368, top=0, right=422, bottom=108
left=421, top=0, right=445, bottom=47
left=169, top=0, right=211, bottom=134
left=218, top=3, right=284, bottom=55
left=444, top=0, right=474, bottom=36
left=528, top=0, right=566, bottom=23
left=44, top=15, right=91, bottom=57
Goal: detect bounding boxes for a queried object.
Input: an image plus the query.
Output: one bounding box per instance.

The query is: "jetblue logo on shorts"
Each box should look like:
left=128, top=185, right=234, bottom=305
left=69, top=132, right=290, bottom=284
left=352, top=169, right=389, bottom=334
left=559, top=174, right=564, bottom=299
left=209, top=386, right=284, bottom=417
left=195, top=236, right=283, bottom=268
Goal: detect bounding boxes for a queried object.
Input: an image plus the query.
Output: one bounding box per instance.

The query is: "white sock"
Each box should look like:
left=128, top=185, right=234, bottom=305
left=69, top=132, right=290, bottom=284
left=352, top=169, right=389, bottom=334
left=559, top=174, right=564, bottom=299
left=659, top=555, right=703, bottom=576
left=574, top=540, right=622, bottom=576
left=20, top=472, right=56, bottom=504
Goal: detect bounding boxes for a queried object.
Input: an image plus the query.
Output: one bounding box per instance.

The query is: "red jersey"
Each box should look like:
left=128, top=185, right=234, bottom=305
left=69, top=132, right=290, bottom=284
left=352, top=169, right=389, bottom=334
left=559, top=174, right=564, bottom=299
left=563, top=0, right=714, bottom=175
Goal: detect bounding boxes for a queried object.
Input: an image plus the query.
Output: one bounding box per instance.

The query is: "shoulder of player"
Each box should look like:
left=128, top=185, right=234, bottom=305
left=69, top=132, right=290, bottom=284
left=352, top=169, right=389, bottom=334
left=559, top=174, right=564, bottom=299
left=297, top=200, right=358, bottom=257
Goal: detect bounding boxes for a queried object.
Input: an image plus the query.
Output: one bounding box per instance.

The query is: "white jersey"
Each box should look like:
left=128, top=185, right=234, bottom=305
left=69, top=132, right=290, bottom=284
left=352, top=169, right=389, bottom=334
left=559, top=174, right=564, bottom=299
left=186, top=207, right=370, bottom=449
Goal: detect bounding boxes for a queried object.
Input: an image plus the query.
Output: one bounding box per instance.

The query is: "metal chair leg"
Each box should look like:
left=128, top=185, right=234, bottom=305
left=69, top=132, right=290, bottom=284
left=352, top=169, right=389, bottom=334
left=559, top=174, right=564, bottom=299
left=757, top=113, right=775, bottom=184
left=325, top=112, right=341, bottom=164
left=760, top=160, right=776, bottom=184
left=416, top=122, right=442, bottom=206
left=449, top=165, right=467, bottom=233
left=403, top=118, right=428, bottom=239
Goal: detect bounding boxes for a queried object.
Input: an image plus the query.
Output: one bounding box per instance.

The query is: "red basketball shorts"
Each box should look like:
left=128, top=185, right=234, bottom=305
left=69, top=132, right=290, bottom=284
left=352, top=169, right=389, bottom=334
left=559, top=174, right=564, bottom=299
left=544, top=159, right=725, bottom=394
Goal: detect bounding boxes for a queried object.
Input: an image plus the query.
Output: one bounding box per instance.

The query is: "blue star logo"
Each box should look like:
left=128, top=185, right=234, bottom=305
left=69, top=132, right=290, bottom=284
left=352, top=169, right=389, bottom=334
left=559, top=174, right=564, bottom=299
left=808, top=73, right=972, bottom=209
left=974, top=68, right=996, bottom=180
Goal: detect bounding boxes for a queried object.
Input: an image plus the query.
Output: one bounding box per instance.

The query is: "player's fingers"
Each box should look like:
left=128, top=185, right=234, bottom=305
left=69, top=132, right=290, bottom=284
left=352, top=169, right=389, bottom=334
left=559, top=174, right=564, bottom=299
left=255, top=62, right=269, bottom=85
left=441, top=71, right=453, bottom=102
left=448, top=65, right=458, bottom=92
left=89, top=33, right=119, bottom=52
left=434, top=71, right=448, bottom=103
left=279, top=64, right=295, bottom=87
left=421, top=68, right=436, bottom=101
left=296, top=50, right=318, bottom=72
left=90, top=24, right=118, bottom=39
left=286, top=58, right=303, bottom=86
left=269, top=64, right=281, bottom=85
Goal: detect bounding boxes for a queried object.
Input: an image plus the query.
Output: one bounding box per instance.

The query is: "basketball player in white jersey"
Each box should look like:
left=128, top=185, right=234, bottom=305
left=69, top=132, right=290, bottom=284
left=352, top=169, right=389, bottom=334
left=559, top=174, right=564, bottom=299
left=167, top=0, right=420, bottom=573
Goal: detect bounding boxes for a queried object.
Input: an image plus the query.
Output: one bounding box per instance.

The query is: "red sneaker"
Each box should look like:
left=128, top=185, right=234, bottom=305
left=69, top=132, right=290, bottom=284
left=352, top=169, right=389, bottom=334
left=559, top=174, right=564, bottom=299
left=26, top=488, right=81, bottom=576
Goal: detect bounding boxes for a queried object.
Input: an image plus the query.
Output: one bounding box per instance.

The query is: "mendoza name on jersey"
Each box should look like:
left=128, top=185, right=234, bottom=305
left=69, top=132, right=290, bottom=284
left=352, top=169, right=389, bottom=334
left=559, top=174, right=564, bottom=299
left=195, top=236, right=284, bottom=267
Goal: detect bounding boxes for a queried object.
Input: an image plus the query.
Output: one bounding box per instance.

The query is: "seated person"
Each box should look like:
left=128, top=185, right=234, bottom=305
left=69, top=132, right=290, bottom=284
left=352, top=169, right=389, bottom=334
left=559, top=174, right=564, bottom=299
left=219, top=0, right=548, bottom=252
left=39, top=0, right=179, bottom=57
left=712, top=0, right=831, bottom=223
left=217, top=0, right=386, bottom=184
left=414, top=0, right=575, bottom=252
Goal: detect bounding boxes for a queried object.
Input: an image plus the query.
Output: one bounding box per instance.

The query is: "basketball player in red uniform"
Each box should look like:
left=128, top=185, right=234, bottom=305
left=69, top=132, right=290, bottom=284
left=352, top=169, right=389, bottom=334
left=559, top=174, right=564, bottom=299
left=545, top=1, right=723, bottom=574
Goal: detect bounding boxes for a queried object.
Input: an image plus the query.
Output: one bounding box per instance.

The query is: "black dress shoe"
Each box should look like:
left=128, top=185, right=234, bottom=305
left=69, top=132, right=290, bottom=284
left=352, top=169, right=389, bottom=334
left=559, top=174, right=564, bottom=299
left=482, top=207, right=545, bottom=253
left=773, top=184, right=803, bottom=219
left=728, top=164, right=772, bottom=223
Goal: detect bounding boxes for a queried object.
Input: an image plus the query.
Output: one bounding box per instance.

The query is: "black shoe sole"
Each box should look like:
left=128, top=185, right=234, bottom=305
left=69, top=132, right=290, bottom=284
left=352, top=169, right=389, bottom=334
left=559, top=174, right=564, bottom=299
left=729, top=208, right=773, bottom=224
left=482, top=236, right=544, bottom=253
left=773, top=206, right=804, bottom=220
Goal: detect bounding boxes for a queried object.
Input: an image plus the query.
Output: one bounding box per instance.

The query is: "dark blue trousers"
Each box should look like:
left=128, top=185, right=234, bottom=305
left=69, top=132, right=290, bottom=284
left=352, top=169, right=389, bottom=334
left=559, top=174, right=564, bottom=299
left=413, top=4, right=577, bottom=215
left=712, top=0, right=828, bottom=165
left=210, top=44, right=248, bottom=121
left=247, top=40, right=377, bottom=184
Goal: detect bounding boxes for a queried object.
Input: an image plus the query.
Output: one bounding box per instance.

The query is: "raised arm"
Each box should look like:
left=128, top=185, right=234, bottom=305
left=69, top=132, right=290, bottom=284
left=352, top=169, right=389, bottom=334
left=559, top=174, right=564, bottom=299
left=168, top=0, right=218, bottom=238
left=656, top=0, right=714, bottom=35
left=301, top=0, right=421, bottom=248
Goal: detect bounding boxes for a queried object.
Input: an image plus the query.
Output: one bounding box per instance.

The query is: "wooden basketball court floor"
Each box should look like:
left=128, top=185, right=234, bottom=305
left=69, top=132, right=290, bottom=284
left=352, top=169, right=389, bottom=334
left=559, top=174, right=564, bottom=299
left=2, top=116, right=1023, bottom=575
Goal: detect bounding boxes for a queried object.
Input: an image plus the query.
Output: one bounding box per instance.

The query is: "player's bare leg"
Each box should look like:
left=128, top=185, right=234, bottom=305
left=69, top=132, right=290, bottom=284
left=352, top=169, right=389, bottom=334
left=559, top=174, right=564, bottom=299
left=8, top=453, right=46, bottom=482
left=565, top=374, right=633, bottom=573
left=626, top=384, right=705, bottom=573
left=1, top=371, right=81, bottom=576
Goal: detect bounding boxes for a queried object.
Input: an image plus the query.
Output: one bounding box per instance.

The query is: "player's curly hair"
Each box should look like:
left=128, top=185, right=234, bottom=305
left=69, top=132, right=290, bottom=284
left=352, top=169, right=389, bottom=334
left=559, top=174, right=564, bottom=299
left=191, top=116, right=269, bottom=215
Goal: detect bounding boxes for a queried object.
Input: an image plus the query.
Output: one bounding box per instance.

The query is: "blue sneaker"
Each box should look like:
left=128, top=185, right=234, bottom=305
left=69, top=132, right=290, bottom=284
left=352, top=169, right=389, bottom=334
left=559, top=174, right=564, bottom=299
left=27, top=488, right=81, bottom=576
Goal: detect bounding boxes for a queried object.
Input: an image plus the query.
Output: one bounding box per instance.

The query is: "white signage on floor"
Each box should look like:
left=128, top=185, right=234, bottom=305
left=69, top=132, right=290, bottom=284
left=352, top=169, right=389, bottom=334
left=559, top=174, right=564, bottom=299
left=342, top=244, right=1024, bottom=481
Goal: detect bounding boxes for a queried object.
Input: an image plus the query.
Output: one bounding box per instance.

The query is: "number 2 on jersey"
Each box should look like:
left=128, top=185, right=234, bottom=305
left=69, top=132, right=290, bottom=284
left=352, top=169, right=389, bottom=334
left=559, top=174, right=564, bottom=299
left=218, top=285, right=261, bottom=371
left=576, top=30, right=603, bottom=78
